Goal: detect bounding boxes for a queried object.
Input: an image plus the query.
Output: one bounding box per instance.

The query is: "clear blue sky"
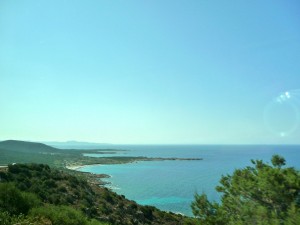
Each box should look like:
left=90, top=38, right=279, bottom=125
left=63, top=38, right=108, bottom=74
left=1, top=0, right=300, bottom=144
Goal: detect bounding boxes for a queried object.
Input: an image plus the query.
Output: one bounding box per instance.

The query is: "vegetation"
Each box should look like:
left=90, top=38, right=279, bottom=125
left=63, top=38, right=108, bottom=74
left=0, top=182, right=106, bottom=225
left=191, top=155, right=300, bottom=224
left=0, top=140, right=136, bottom=168
left=1, top=140, right=300, bottom=224
left=0, top=163, right=188, bottom=225
left=0, top=140, right=201, bottom=169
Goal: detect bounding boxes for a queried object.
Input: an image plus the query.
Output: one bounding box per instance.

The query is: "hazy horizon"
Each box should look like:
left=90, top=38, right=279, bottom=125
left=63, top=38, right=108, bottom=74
left=2, top=139, right=300, bottom=147
left=1, top=1, right=300, bottom=144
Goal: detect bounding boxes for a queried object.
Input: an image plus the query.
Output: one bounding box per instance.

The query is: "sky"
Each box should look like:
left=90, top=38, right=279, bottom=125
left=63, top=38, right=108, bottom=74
left=1, top=0, right=300, bottom=144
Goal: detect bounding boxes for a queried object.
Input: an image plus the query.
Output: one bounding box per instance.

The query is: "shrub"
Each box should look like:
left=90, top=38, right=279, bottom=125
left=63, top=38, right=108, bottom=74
left=0, top=183, right=40, bottom=215
left=191, top=155, right=300, bottom=224
left=30, top=205, right=89, bottom=225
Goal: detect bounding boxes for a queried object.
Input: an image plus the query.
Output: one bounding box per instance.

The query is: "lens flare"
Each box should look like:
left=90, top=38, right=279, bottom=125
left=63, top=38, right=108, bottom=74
left=264, top=89, right=300, bottom=137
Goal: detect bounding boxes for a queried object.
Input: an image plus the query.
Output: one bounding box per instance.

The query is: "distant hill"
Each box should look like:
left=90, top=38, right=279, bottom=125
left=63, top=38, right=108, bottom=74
left=0, top=140, right=134, bottom=167
left=44, top=141, right=113, bottom=149
left=0, top=140, right=60, bottom=153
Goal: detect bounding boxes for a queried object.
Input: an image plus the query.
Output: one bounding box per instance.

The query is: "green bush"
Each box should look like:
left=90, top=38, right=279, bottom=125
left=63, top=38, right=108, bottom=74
left=30, top=205, right=90, bottom=225
left=191, top=155, right=300, bottom=225
left=30, top=205, right=109, bottom=225
left=0, top=210, right=55, bottom=225
left=0, top=183, right=41, bottom=215
left=0, top=211, right=11, bottom=225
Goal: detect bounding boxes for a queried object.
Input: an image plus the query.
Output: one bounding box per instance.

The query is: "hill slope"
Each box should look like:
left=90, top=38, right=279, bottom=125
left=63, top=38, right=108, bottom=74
left=0, top=140, right=59, bottom=153
left=0, top=140, right=202, bottom=168
left=0, top=163, right=192, bottom=225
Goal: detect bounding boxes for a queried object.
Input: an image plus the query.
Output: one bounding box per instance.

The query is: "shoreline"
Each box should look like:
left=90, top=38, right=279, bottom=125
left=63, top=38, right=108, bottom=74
left=66, top=156, right=203, bottom=171
left=65, top=156, right=203, bottom=189
left=66, top=165, right=86, bottom=170
left=66, top=164, right=111, bottom=186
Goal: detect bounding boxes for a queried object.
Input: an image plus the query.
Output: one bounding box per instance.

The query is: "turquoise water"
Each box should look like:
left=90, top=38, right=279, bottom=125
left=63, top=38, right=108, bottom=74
left=79, top=145, right=300, bottom=216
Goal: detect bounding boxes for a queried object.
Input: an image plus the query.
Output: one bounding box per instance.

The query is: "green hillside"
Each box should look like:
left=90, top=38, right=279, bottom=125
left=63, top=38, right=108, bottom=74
left=0, top=141, right=300, bottom=224
left=0, top=140, right=59, bottom=153
left=0, top=140, right=201, bottom=168
left=0, top=163, right=192, bottom=225
left=0, top=140, right=142, bottom=167
left=0, top=140, right=196, bottom=224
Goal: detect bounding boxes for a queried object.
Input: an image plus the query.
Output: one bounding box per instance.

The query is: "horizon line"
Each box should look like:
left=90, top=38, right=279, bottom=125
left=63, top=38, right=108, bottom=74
left=1, top=139, right=300, bottom=146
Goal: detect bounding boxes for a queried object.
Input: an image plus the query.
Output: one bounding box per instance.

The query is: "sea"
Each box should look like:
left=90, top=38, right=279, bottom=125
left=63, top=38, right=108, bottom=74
left=76, top=145, right=300, bottom=216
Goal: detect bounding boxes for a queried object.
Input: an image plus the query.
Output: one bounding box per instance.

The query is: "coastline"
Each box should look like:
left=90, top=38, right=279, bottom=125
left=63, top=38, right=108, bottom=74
left=66, top=165, right=85, bottom=170
left=66, top=164, right=111, bottom=186
left=65, top=156, right=203, bottom=188
left=65, top=156, right=202, bottom=171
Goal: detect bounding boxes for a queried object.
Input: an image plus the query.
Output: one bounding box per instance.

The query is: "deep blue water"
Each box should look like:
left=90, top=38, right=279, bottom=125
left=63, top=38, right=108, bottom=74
left=79, top=145, right=300, bottom=216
